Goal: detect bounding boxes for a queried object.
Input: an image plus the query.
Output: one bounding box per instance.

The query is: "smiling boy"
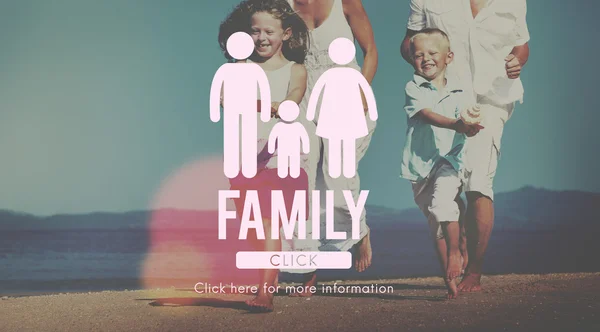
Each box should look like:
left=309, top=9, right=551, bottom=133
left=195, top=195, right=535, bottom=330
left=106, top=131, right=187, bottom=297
left=399, top=28, right=482, bottom=299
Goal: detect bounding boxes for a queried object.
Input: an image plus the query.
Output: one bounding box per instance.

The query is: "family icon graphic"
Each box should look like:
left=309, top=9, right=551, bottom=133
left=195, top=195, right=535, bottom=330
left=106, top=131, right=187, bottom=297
left=268, top=101, right=310, bottom=179
left=210, top=32, right=272, bottom=179
left=306, top=37, right=378, bottom=179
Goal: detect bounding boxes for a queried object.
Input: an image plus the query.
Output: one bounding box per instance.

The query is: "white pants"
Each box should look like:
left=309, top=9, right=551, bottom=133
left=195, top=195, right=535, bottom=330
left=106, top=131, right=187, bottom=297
left=413, top=162, right=462, bottom=240
left=463, top=95, right=515, bottom=201
left=316, top=118, right=377, bottom=252
left=281, top=118, right=376, bottom=273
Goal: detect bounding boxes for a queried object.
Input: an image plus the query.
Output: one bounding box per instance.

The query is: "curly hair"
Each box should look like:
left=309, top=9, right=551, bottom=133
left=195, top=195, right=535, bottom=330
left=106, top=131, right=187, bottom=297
left=218, top=0, right=309, bottom=63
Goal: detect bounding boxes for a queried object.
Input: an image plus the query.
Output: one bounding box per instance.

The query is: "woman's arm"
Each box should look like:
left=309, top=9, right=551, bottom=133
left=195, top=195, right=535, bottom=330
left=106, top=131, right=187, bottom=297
left=271, top=63, right=307, bottom=115
left=284, top=63, right=308, bottom=105
left=343, top=0, right=378, bottom=84
left=401, top=29, right=419, bottom=65
left=306, top=73, right=327, bottom=122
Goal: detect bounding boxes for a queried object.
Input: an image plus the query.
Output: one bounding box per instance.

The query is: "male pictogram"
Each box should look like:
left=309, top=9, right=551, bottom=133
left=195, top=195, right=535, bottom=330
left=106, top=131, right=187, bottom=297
left=306, top=37, right=378, bottom=178
left=210, top=31, right=272, bottom=178
left=268, top=101, right=310, bottom=179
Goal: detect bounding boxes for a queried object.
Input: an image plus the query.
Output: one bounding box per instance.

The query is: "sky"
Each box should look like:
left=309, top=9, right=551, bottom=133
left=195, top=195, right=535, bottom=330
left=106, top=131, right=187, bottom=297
left=1, top=0, right=599, bottom=216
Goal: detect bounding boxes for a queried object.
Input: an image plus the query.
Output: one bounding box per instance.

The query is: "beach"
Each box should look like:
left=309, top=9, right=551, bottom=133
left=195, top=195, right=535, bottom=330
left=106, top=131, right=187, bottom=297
left=1, top=272, right=598, bottom=331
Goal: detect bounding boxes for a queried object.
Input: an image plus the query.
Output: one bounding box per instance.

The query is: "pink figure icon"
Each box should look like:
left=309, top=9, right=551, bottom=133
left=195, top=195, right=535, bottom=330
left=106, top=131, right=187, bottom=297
left=306, top=37, right=378, bottom=179
left=210, top=31, right=272, bottom=179
left=268, top=101, right=310, bottom=179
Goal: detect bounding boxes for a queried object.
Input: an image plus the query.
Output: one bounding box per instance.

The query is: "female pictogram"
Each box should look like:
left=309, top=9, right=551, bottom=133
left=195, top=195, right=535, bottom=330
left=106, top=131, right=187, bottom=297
left=306, top=38, right=378, bottom=178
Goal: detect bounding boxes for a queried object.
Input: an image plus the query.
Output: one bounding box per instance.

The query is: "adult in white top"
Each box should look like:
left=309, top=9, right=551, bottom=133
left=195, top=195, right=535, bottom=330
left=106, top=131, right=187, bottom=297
left=400, top=0, right=531, bottom=292
left=285, top=0, right=378, bottom=295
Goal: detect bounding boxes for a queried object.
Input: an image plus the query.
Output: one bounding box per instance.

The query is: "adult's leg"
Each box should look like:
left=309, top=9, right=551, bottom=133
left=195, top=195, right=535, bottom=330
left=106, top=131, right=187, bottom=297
left=321, top=120, right=376, bottom=271
left=458, top=98, right=509, bottom=292
left=351, top=122, right=376, bottom=272
left=456, top=196, right=468, bottom=272
left=458, top=192, right=494, bottom=292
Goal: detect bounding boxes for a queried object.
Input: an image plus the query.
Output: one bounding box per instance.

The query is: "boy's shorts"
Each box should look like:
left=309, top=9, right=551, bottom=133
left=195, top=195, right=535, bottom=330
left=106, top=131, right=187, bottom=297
left=412, top=161, right=462, bottom=240
left=463, top=96, right=514, bottom=201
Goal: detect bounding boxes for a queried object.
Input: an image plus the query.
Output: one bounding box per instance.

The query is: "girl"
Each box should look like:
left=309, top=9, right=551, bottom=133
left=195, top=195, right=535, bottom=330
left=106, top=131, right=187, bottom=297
left=218, top=0, right=312, bottom=313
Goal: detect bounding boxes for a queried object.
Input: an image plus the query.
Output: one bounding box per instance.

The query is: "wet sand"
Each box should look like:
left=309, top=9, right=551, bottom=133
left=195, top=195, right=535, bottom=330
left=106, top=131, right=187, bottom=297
left=0, top=273, right=598, bottom=331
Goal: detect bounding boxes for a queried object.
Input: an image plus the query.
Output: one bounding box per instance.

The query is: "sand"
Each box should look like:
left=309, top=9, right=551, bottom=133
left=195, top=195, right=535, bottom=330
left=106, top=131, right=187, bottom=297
left=0, top=273, right=599, bottom=331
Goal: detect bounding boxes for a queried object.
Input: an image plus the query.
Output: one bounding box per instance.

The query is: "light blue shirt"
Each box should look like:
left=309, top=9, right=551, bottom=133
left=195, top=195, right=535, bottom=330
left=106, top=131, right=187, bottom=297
left=400, top=74, right=468, bottom=182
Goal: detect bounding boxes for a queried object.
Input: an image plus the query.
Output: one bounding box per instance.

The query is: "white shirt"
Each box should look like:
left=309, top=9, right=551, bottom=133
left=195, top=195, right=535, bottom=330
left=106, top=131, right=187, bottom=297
left=407, top=0, right=530, bottom=105
left=400, top=75, right=469, bottom=182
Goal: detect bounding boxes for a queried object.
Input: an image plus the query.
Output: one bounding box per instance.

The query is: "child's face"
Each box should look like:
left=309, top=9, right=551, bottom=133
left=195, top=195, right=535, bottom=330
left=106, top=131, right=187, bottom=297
left=411, top=35, right=453, bottom=80
left=250, top=12, right=291, bottom=59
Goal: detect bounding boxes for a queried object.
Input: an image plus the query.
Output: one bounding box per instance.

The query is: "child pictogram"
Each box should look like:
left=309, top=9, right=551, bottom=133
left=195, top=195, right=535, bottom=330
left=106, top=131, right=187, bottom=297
left=268, top=100, right=310, bottom=179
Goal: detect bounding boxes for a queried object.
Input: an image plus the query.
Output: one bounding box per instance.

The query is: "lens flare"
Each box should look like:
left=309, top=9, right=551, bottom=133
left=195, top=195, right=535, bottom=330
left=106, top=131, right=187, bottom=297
left=141, top=155, right=258, bottom=290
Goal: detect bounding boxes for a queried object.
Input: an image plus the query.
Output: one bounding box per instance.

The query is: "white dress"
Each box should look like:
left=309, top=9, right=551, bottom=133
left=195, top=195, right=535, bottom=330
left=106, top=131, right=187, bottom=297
left=285, top=0, right=377, bottom=262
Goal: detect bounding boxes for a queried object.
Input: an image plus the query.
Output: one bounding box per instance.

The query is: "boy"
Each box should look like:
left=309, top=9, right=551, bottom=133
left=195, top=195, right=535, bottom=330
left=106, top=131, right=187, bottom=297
left=399, top=28, right=482, bottom=299
left=401, top=0, right=531, bottom=293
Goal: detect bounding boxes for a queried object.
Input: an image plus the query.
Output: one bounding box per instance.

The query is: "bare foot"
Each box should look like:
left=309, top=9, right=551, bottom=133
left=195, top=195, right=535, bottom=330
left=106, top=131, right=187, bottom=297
left=447, top=252, right=462, bottom=281
left=354, top=232, right=372, bottom=272
left=457, top=272, right=482, bottom=292
left=246, top=293, right=274, bottom=313
left=289, top=272, right=316, bottom=297
left=444, top=277, right=458, bottom=299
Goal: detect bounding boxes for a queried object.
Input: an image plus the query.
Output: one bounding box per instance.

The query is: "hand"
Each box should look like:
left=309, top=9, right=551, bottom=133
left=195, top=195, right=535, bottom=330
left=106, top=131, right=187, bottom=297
left=270, top=107, right=279, bottom=118
left=452, top=119, right=469, bottom=134
left=271, top=102, right=281, bottom=118
left=505, top=54, right=522, bottom=79
left=465, top=123, right=484, bottom=137
left=256, top=100, right=277, bottom=117
left=452, top=119, right=484, bottom=137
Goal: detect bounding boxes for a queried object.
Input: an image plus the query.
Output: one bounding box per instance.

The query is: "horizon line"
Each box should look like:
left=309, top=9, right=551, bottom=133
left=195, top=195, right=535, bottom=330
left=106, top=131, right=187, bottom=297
left=1, top=185, right=597, bottom=218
